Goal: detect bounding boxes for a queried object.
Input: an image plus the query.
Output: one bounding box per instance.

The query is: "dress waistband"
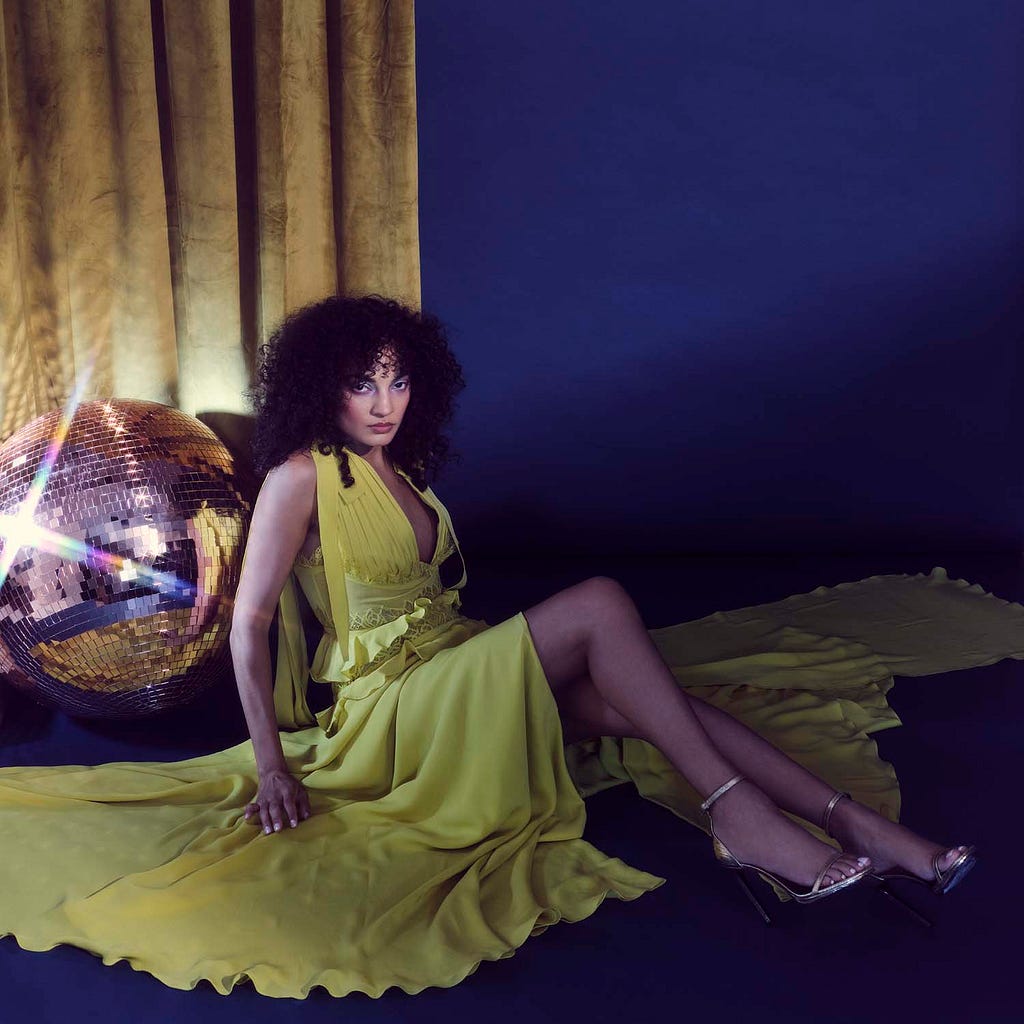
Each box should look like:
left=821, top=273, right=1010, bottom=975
left=323, top=572, right=450, bottom=633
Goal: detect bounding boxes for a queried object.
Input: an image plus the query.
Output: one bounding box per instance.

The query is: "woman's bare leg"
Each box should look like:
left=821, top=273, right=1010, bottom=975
left=537, top=577, right=965, bottom=883
left=524, top=576, right=870, bottom=889
left=686, top=693, right=969, bottom=881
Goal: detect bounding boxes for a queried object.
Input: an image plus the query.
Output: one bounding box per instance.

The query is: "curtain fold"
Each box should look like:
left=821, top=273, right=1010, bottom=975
left=0, top=0, right=420, bottom=440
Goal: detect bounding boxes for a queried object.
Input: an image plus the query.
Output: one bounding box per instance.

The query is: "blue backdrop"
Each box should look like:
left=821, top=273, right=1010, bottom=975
left=415, top=1, right=1021, bottom=557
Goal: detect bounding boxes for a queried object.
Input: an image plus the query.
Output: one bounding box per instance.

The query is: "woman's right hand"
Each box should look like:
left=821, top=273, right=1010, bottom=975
left=244, top=767, right=312, bottom=834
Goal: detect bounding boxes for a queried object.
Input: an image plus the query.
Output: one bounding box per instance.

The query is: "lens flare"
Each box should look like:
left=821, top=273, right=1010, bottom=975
left=0, top=399, right=249, bottom=718
left=0, top=363, right=94, bottom=590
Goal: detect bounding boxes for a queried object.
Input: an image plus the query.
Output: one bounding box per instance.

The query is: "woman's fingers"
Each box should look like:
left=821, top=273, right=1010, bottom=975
left=261, top=802, right=277, bottom=834
left=244, top=801, right=272, bottom=833
left=282, top=791, right=300, bottom=828
left=244, top=777, right=311, bottom=833
left=266, top=795, right=285, bottom=832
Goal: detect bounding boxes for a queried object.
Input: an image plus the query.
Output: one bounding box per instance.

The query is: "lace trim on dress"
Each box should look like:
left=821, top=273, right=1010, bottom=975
left=294, top=538, right=457, bottom=585
left=345, top=578, right=446, bottom=630
left=326, top=594, right=462, bottom=682
left=293, top=545, right=324, bottom=568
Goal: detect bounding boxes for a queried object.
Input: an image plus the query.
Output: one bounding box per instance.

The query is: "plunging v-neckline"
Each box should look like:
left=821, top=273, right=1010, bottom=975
left=345, top=447, right=441, bottom=565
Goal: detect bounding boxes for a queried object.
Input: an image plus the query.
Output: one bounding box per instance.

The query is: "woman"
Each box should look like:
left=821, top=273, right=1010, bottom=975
left=0, top=293, right=980, bottom=999
left=235, top=296, right=972, bottom=891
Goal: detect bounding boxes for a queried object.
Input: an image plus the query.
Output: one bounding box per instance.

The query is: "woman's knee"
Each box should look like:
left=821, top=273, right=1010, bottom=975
left=576, top=575, right=632, bottom=617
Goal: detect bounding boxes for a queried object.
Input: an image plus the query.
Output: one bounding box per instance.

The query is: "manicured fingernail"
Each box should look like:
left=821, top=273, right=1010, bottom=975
left=264, top=825, right=271, bottom=834
left=274, top=823, right=281, bottom=831
left=290, top=819, right=297, bottom=827
left=858, top=857, right=870, bottom=865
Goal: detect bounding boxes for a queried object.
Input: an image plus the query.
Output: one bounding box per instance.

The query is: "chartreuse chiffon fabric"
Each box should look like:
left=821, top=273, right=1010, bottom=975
left=2, top=444, right=1024, bottom=998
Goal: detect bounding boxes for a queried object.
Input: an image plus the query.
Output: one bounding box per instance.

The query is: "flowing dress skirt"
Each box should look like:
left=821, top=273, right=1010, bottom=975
left=2, top=566, right=1022, bottom=997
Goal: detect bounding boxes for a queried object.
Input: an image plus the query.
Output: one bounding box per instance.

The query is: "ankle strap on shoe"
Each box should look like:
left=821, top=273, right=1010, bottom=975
left=821, top=790, right=851, bottom=837
left=700, top=773, right=745, bottom=813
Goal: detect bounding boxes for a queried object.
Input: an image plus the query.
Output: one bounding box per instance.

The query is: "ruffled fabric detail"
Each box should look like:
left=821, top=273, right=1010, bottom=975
left=314, top=589, right=492, bottom=726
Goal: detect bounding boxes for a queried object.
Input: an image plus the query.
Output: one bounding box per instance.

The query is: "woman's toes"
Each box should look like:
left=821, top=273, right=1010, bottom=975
left=824, top=858, right=860, bottom=884
left=936, top=846, right=965, bottom=873
left=837, top=856, right=869, bottom=880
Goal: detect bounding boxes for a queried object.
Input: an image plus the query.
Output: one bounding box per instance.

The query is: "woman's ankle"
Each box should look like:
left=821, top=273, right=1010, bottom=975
left=824, top=797, right=957, bottom=879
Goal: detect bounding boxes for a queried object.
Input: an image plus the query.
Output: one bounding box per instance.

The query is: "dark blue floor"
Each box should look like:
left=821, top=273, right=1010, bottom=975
left=2, top=552, right=1021, bottom=1023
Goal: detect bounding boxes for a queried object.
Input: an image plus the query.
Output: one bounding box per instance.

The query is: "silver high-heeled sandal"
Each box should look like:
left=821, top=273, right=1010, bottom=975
left=700, top=774, right=871, bottom=922
left=822, top=790, right=977, bottom=898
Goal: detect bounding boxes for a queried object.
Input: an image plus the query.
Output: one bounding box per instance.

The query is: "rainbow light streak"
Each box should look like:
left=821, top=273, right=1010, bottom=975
left=0, top=366, right=193, bottom=602
left=0, top=366, right=95, bottom=589
left=0, top=512, right=190, bottom=597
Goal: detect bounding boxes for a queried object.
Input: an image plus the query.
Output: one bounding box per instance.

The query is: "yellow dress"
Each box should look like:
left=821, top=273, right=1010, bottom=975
left=2, top=444, right=1023, bottom=998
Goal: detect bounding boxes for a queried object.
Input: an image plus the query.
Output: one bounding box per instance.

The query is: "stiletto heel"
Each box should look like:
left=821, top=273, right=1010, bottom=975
left=699, top=774, right=871, bottom=914
left=821, top=790, right=977, bottom=897
left=876, top=882, right=933, bottom=928
left=732, top=872, right=773, bottom=925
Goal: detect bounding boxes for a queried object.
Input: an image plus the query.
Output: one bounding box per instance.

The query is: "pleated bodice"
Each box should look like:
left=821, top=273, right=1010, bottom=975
left=272, top=445, right=490, bottom=732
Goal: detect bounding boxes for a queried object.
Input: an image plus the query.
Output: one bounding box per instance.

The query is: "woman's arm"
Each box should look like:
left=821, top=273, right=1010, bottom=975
left=229, top=451, right=317, bottom=779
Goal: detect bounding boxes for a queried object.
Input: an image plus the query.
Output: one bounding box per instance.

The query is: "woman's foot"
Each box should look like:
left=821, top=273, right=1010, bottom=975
left=707, top=778, right=871, bottom=890
left=826, top=795, right=967, bottom=882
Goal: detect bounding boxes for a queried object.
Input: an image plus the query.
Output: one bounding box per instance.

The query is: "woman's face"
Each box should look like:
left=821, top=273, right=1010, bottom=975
left=337, top=346, right=411, bottom=452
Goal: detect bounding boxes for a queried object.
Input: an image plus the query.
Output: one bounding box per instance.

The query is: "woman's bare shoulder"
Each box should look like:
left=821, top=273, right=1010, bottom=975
left=265, top=449, right=316, bottom=484
left=232, top=452, right=318, bottom=630
left=255, top=451, right=317, bottom=522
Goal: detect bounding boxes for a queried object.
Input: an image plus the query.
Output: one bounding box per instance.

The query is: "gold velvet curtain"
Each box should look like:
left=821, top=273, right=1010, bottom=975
left=0, top=0, right=420, bottom=450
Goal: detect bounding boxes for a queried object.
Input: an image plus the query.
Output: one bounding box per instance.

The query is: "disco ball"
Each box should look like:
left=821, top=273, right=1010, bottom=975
left=0, top=400, right=250, bottom=718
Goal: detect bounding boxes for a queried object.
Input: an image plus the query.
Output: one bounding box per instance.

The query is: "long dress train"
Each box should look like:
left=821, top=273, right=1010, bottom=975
left=1, top=444, right=1022, bottom=998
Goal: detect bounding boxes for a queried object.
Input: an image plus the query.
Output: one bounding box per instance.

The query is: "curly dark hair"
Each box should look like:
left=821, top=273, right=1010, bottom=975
left=248, top=294, right=466, bottom=491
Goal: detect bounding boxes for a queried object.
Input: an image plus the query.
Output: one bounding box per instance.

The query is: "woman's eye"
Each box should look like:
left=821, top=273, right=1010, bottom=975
left=353, top=380, right=409, bottom=393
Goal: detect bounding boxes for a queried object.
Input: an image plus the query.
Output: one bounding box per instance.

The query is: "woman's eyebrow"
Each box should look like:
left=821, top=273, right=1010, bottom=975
left=360, top=371, right=409, bottom=382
